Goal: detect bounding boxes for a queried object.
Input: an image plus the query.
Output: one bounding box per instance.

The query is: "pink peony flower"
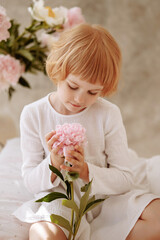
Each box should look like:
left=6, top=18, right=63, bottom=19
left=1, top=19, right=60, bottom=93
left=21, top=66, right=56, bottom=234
left=40, top=32, right=60, bottom=50
left=52, top=123, right=87, bottom=156
left=0, top=6, right=11, bottom=42
left=0, top=54, right=25, bottom=91
left=63, top=7, right=85, bottom=30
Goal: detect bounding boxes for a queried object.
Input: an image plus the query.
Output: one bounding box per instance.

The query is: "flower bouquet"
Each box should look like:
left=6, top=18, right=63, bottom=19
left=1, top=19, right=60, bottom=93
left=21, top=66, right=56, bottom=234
left=0, top=0, right=85, bottom=98
left=36, top=123, right=106, bottom=240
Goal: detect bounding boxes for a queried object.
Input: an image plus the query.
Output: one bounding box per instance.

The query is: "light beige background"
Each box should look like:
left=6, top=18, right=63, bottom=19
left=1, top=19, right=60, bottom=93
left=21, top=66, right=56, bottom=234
left=0, top=0, right=160, bottom=157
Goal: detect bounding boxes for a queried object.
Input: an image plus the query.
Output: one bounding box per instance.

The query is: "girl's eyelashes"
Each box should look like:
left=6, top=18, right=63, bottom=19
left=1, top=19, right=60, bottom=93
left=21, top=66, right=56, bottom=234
left=88, top=91, right=98, bottom=96
left=67, top=83, right=78, bottom=90
left=67, top=82, right=99, bottom=95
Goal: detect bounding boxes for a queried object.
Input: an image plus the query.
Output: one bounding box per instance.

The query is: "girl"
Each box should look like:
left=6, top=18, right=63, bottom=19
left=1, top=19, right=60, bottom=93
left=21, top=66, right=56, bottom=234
left=13, top=23, right=160, bottom=240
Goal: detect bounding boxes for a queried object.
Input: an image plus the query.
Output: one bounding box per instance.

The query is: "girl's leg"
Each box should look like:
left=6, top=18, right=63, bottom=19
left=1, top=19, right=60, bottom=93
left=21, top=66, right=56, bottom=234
left=29, top=221, right=67, bottom=240
left=126, top=199, right=160, bottom=240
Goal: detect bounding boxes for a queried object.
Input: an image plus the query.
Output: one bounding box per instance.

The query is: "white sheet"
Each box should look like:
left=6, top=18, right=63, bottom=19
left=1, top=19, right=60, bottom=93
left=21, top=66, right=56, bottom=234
left=0, top=138, right=33, bottom=240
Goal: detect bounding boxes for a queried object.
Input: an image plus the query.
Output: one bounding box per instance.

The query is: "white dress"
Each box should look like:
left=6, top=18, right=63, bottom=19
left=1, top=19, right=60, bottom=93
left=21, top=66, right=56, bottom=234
left=13, top=93, right=160, bottom=240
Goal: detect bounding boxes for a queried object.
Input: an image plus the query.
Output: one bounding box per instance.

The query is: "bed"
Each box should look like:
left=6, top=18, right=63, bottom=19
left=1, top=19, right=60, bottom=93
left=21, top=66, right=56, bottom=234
left=0, top=138, right=33, bottom=240
left=1, top=138, right=160, bottom=240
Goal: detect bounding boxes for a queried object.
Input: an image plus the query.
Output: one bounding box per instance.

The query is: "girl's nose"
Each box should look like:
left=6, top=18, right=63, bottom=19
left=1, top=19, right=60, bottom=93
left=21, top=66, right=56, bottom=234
left=74, top=92, right=85, bottom=104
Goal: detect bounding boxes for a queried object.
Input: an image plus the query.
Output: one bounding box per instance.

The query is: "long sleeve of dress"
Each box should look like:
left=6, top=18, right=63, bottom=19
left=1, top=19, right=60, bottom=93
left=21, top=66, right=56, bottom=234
left=20, top=106, right=60, bottom=194
left=88, top=105, right=134, bottom=196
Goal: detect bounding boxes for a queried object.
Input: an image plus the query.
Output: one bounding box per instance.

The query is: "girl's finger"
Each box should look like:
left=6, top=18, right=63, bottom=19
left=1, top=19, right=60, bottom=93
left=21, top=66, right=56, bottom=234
left=48, top=134, right=59, bottom=147
left=60, top=164, right=79, bottom=173
left=51, top=142, right=63, bottom=156
left=75, top=145, right=84, bottom=155
left=45, top=130, right=56, bottom=141
left=66, top=158, right=79, bottom=167
left=68, top=150, right=83, bottom=162
left=54, top=142, right=64, bottom=155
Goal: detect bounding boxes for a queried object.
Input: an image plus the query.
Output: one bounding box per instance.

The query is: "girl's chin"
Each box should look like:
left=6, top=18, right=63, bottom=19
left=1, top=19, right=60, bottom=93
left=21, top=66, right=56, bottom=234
left=66, top=104, right=86, bottom=114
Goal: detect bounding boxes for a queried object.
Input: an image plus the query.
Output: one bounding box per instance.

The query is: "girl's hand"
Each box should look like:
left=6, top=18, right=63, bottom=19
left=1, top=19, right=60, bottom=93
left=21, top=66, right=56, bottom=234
left=60, top=145, right=89, bottom=182
left=45, top=130, right=64, bottom=170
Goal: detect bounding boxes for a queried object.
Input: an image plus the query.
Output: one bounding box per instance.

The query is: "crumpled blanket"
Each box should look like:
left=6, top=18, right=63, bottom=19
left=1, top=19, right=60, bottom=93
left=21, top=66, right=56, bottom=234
left=0, top=138, right=32, bottom=240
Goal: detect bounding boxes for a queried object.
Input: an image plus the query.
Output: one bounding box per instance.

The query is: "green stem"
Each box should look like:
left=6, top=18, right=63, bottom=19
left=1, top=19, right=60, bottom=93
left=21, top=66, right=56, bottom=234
left=74, top=218, right=81, bottom=239
left=16, top=30, right=27, bottom=41
left=68, top=181, right=74, bottom=240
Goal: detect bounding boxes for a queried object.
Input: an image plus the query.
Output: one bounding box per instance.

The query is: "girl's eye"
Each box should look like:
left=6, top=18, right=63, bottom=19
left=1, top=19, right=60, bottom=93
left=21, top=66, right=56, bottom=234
left=67, top=83, right=78, bottom=90
left=88, top=91, right=98, bottom=96
left=67, top=83, right=99, bottom=95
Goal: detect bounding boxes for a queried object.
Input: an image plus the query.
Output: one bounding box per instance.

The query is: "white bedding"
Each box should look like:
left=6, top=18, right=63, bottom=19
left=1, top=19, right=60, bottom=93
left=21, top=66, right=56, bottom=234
left=1, top=138, right=160, bottom=240
left=0, top=138, right=33, bottom=240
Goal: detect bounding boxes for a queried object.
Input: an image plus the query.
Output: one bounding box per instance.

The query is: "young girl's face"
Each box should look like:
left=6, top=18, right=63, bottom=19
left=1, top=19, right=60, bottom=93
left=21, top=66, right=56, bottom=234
left=54, top=74, right=103, bottom=115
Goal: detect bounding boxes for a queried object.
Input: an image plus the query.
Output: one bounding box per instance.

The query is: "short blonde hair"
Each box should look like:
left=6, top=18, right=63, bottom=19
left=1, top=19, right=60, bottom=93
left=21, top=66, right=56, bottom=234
left=46, top=23, right=122, bottom=96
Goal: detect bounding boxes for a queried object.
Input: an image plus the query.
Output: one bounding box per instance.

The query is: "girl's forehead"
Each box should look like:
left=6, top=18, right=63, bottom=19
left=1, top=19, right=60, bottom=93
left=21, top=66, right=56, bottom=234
left=67, top=74, right=104, bottom=90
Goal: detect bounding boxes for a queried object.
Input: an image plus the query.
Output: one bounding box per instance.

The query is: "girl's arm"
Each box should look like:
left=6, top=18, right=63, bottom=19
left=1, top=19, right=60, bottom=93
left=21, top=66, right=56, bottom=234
left=20, top=106, right=61, bottom=194
left=87, top=105, right=135, bottom=196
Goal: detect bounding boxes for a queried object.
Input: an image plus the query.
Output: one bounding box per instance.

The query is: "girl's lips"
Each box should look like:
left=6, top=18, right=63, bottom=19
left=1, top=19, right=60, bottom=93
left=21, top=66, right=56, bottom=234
left=70, top=103, right=82, bottom=108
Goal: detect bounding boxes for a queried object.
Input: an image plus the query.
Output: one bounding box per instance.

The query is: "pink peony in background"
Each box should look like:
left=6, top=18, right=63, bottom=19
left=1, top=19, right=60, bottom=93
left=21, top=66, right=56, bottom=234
left=0, top=2, right=85, bottom=97
left=40, top=32, right=60, bottom=50
left=52, top=123, right=87, bottom=156
left=0, top=6, right=11, bottom=41
left=0, top=54, right=25, bottom=91
left=64, top=7, right=85, bottom=29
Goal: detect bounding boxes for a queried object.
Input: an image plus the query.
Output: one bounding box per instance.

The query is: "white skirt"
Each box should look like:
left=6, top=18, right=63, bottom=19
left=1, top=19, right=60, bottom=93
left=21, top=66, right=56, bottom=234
left=91, top=191, right=159, bottom=240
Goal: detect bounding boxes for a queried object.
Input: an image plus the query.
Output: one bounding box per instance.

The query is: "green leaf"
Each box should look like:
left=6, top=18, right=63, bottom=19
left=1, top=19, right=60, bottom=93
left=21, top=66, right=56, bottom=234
left=25, top=19, right=37, bottom=32
left=65, top=180, right=71, bottom=199
left=18, top=77, right=31, bottom=88
left=0, top=48, right=8, bottom=54
left=8, top=86, right=15, bottom=100
left=16, top=49, right=34, bottom=61
left=79, top=180, right=92, bottom=216
left=83, top=198, right=106, bottom=215
left=30, top=62, right=45, bottom=72
left=8, top=34, right=16, bottom=47
left=81, top=182, right=91, bottom=192
left=87, top=195, right=95, bottom=205
left=47, top=29, right=56, bottom=34
left=49, top=164, right=64, bottom=182
left=9, top=20, right=19, bottom=39
left=0, top=41, right=8, bottom=50
left=26, top=20, right=50, bottom=33
left=0, top=40, right=10, bottom=55
left=17, top=37, right=34, bottom=47
left=62, top=199, right=79, bottom=219
left=35, top=192, right=68, bottom=202
left=48, top=165, right=72, bottom=200
left=50, top=214, right=72, bottom=233
left=65, top=172, right=79, bottom=182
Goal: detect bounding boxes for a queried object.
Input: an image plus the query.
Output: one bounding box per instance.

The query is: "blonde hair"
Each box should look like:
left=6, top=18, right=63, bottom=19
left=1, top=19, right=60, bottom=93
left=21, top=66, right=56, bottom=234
left=46, top=23, right=122, bottom=96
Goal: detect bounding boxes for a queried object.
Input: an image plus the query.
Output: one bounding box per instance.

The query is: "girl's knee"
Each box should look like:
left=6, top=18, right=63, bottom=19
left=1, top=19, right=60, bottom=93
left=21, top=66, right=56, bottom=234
left=140, top=199, right=160, bottom=221
left=145, top=220, right=160, bottom=240
left=29, top=222, right=43, bottom=240
left=152, top=221, right=160, bottom=238
left=29, top=221, right=67, bottom=240
left=29, top=222, right=49, bottom=240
